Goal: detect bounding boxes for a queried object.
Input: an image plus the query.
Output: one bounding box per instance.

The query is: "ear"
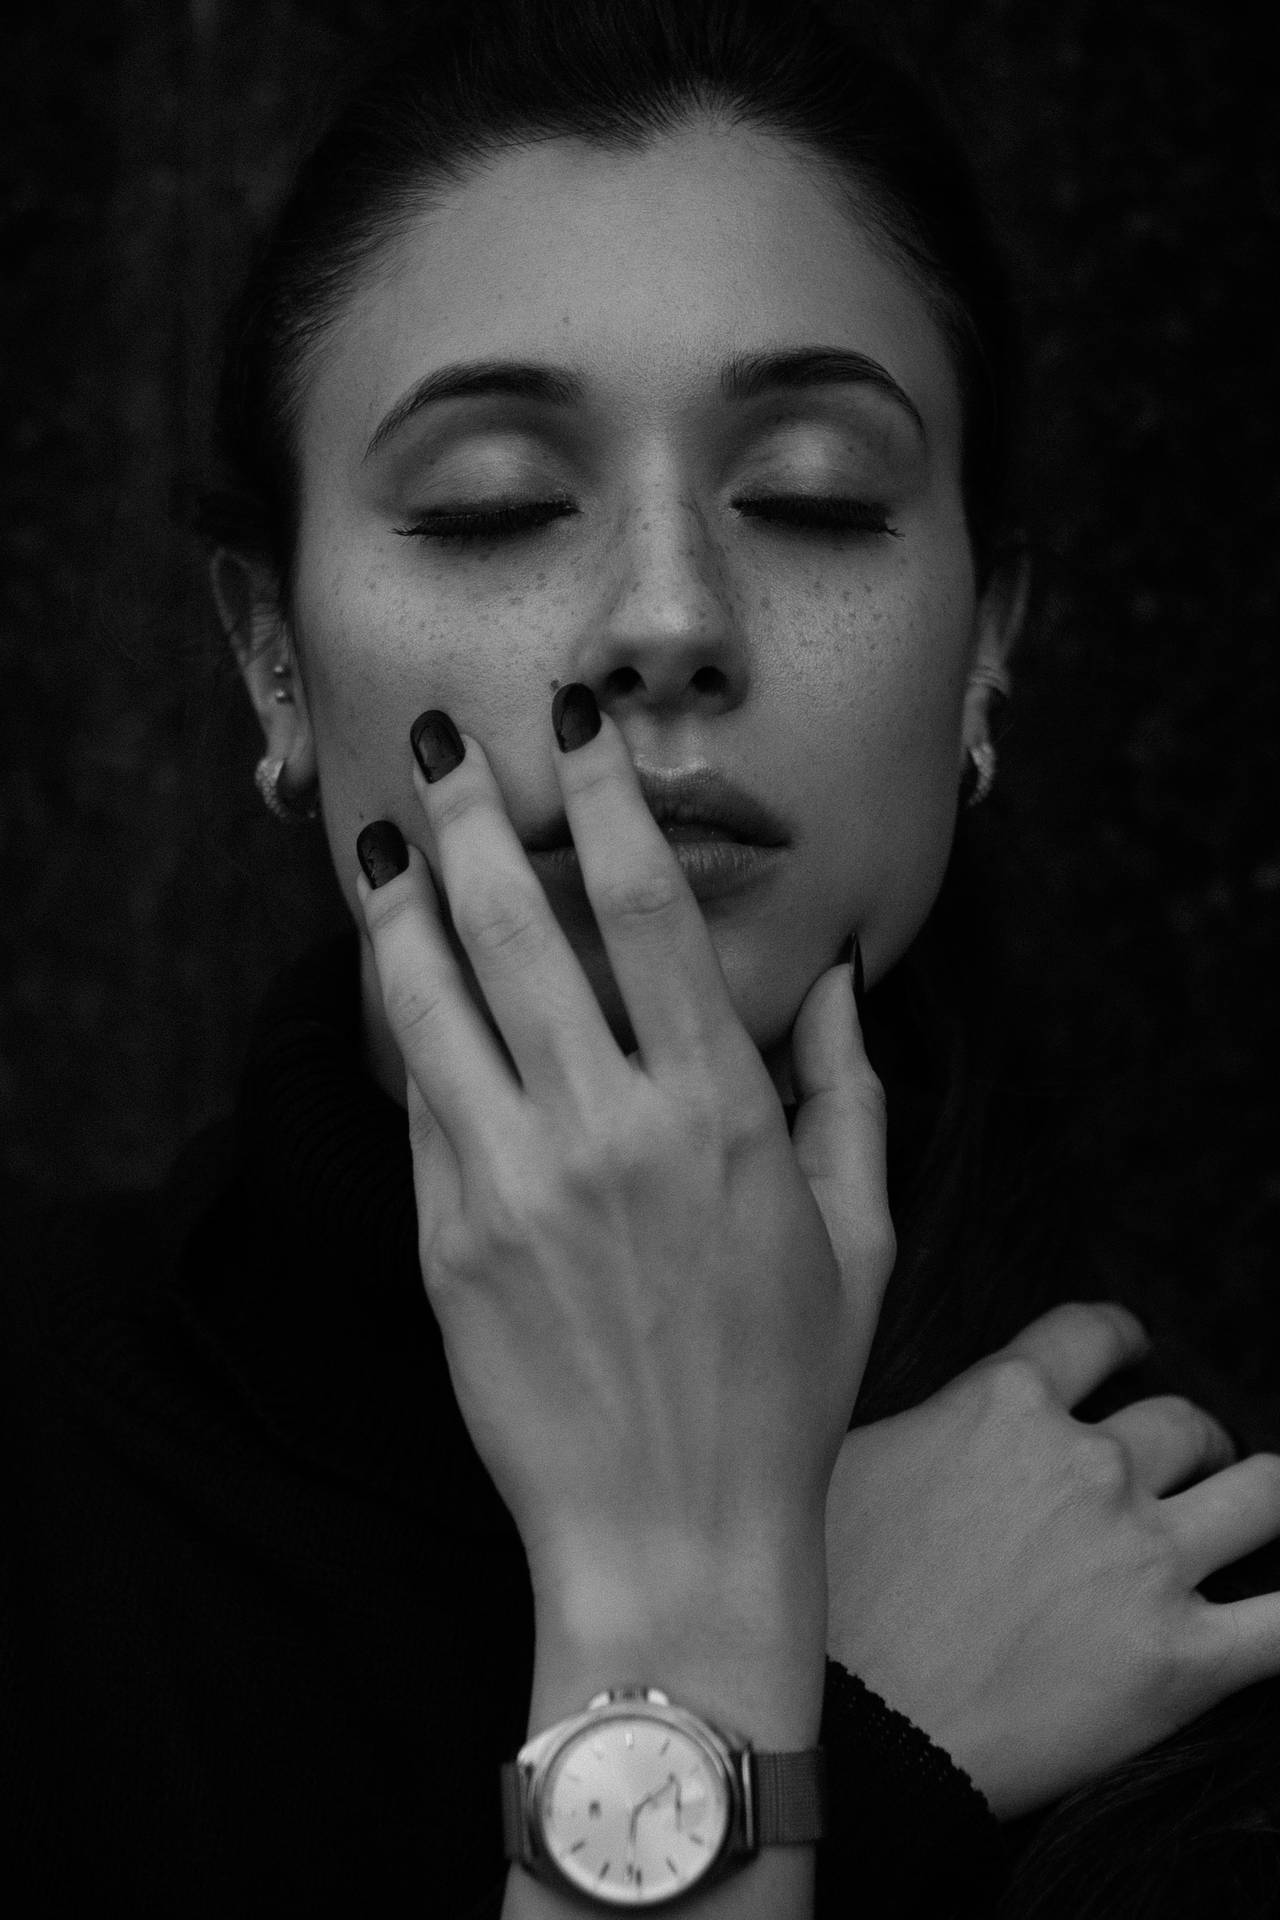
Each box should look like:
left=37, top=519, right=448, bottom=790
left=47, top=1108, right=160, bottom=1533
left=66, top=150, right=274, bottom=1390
left=961, top=543, right=1031, bottom=765
left=209, top=547, right=317, bottom=787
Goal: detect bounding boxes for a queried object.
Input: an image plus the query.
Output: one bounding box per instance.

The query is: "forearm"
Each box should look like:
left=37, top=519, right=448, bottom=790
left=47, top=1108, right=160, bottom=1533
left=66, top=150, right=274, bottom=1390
left=502, top=1535, right=827, bottom=1920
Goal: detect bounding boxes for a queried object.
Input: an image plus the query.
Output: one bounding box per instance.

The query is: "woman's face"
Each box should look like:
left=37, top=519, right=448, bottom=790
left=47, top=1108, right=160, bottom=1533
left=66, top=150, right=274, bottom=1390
left=266, top=119, right=1015, bottom=1104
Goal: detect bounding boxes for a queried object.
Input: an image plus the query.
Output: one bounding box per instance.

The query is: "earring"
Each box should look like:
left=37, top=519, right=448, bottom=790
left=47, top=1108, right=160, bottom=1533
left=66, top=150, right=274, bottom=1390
left=961, top=660, right=1009, bottom=809
left=272, top=663, right=293, bottom=705
left=255, top=754, right=320, bottom=823
left=961, top=738, right=997, bottom=809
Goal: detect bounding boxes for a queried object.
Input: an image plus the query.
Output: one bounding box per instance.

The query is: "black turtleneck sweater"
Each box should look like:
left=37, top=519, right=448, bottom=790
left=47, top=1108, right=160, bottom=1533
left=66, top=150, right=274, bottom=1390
left=1, top=930, right=1273, bottom=1916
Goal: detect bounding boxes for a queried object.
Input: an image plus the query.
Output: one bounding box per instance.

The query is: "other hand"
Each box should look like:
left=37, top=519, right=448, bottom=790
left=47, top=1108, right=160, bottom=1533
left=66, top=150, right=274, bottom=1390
left=825, top=1300, right=1280, bottom=1819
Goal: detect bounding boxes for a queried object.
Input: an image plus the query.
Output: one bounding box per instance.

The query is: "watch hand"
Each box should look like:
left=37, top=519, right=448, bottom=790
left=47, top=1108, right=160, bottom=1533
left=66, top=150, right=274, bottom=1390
left=629, top=1771, right=681, bottom=1840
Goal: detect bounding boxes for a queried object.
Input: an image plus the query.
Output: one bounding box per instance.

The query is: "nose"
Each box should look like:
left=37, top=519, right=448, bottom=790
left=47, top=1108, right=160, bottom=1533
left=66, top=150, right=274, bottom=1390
left=572, top=489, right=749, bottom=719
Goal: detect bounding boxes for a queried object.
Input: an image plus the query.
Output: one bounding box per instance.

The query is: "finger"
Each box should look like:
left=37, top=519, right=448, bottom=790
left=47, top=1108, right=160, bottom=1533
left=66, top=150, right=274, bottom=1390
left=1193, top=1588, right=1280, bottom=1695
left=788, top=945, right=894, bottom=1311
left=1095, top=1396, right=1238, bottom=1495
left=404, top=1067, right=465, bottom=1236
left=552, top=691, right=774, bottom=1091
left=1164, top=1452, right=1280, bottom=1592
left=990, top=1300, right=1151, bottom=1409
left=411, top=718, right=625, bottom=1109
left=356, top=838, right=526, bottom=1168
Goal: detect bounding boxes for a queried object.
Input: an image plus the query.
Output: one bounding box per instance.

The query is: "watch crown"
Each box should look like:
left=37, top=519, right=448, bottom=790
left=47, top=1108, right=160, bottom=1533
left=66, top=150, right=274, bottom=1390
left=587, top=1684, right=670, bottom=1709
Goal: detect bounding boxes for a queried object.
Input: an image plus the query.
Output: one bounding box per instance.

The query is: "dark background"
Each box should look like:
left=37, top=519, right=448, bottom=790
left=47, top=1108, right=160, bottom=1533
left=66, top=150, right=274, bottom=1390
left=1, top=3, right=1276, bottom=1394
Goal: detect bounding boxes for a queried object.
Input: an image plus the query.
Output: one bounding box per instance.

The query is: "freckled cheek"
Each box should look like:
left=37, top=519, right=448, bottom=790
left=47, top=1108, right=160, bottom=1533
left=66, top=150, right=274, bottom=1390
left=299, top=575, right=437, bottom=753
left=833, top=575, right=972, bottom=759
left=297, top=572, right=546, bottom=818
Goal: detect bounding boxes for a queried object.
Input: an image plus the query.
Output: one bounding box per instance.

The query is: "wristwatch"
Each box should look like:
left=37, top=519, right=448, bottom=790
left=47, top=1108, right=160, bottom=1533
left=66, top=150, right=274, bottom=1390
left=501, top=1683, right=827, bottom=1909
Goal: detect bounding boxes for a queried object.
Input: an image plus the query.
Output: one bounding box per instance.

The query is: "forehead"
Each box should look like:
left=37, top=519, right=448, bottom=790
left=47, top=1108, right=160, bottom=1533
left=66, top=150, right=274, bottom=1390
left=305, top=118, right=962, bottom=466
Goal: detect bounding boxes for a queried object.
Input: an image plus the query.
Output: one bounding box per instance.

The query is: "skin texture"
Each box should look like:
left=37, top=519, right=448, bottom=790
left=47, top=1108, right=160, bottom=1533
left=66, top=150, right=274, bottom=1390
left=216, top=115, right=1022, bottom=1104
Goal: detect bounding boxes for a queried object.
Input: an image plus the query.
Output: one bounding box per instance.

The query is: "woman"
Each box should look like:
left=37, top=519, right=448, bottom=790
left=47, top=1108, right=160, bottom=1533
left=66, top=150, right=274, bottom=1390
left=4, top=1, right=1279, bottom=1913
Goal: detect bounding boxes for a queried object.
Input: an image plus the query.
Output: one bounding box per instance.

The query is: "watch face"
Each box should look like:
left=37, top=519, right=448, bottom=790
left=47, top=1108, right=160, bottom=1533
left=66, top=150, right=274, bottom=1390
left=539, top=1708, right=732, bottom=1906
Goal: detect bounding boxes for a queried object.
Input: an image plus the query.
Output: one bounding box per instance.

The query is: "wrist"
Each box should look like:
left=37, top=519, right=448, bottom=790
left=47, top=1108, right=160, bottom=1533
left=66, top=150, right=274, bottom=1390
left=527, top=1529, right=828, bottom=1748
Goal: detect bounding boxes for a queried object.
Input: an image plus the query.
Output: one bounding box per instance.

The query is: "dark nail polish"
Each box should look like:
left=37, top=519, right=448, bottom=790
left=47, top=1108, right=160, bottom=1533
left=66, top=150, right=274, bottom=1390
left=411, top=709, right=465, bottom=782
left=357, top=820, right=408, bottom=888
left=852, top=935, right=866, bottom=1012
left=551, top=682, right=601, bottom=753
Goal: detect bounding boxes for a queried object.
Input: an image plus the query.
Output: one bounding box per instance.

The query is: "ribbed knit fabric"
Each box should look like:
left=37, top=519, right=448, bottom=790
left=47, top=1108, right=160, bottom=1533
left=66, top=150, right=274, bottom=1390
left=1, top=926, right=1008, bottom=1916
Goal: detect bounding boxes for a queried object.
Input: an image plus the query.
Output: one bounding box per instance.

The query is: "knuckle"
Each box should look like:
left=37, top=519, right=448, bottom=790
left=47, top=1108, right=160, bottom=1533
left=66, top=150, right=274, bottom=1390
left=363, top=875, right=415, bottom=940
left=467, top=1162, right=548, bottom=1260
left=422, top=1211, right=494, bottom=1293
left=859, top=1205, right=897, bottom=1273
left=713, top=1064, right=779, bottom=1147
left=556, top=1109, right=631, bottom=1181
left=697, top=1086, right=778, bottom=1173
left=852, top=1060, right=889, bottom=1123
left=426, top=777, right=485, bottom=838
left=382, top=970, right=448, bottom=1044
left=985, top=1354, right=1053, bottom=1416
left=595, top=857, right=685, bottom=930
left=1070, top=1428, right=1133, bottom=1499
left=454, top=881, right=547, bottom=959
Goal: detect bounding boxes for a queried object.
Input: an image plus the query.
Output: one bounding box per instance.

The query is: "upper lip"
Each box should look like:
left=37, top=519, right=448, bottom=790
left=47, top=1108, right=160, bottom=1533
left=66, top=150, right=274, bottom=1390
left=523, top=765, right=790, bottom=852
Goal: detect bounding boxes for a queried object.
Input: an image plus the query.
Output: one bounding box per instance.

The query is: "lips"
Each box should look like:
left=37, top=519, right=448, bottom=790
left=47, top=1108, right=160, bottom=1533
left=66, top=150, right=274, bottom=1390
left=529, top=834, right=786, bottom=907
left=522, top=765, right=789, bottom=853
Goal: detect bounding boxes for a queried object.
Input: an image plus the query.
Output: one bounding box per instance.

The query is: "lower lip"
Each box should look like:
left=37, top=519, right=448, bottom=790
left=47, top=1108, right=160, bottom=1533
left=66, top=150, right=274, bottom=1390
left=530, top=834, right=787, bottom=904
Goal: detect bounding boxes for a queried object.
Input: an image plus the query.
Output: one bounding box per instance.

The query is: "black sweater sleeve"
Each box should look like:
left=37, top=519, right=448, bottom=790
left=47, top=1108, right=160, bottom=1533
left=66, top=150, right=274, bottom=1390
left=817, top=1659, right=1009, bottom=1917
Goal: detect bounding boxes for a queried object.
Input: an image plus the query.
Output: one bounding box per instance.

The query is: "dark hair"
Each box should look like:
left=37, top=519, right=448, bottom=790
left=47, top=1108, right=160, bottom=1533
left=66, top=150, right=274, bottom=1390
left=191, top=0, right=1019, bottom=610
left=188, top=3, right=1280, bottom=1911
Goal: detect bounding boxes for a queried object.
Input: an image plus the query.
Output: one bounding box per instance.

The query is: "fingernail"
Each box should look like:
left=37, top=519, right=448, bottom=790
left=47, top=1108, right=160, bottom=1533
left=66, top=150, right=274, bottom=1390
left=852, top=935, right=866, bottom=1012
left=357, top=820, right=408, bottom=888
left=551, top=682, right=600, bottom=753
left=411, top=709, right=465, bottom=782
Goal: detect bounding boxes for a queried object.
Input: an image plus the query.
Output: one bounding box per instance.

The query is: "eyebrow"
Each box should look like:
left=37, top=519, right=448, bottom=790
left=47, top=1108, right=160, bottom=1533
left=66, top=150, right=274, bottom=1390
left=362, top=344, right=926, bottom=463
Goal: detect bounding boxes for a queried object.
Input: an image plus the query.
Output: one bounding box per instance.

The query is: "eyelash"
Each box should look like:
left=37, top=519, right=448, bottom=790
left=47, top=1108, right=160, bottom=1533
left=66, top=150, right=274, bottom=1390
left=394, top=495, right=900, bottom=547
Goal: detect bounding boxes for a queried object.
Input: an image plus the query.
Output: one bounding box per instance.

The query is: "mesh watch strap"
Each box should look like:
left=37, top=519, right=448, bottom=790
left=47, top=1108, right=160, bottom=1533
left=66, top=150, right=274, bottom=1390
left=750, top=1747, right=828, bottom=1844
left=500, top=1759, right=524, bottom=1859
left=500, top=1745, right=828, bottom=1858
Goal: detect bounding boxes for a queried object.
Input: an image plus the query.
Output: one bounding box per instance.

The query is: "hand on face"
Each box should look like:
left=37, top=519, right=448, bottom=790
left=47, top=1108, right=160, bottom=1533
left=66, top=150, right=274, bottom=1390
left=356, top=684, right=896, bottom=1627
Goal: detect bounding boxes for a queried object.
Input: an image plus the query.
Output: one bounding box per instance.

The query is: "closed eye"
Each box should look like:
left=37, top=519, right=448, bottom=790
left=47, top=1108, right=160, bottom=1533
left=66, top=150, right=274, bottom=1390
left=394, top=495, right=900, bottom=546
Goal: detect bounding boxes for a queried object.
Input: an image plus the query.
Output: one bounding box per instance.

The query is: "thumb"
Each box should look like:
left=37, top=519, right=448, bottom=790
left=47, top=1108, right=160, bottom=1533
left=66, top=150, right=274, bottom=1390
left=787, top=938, right=895, bottom=1321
